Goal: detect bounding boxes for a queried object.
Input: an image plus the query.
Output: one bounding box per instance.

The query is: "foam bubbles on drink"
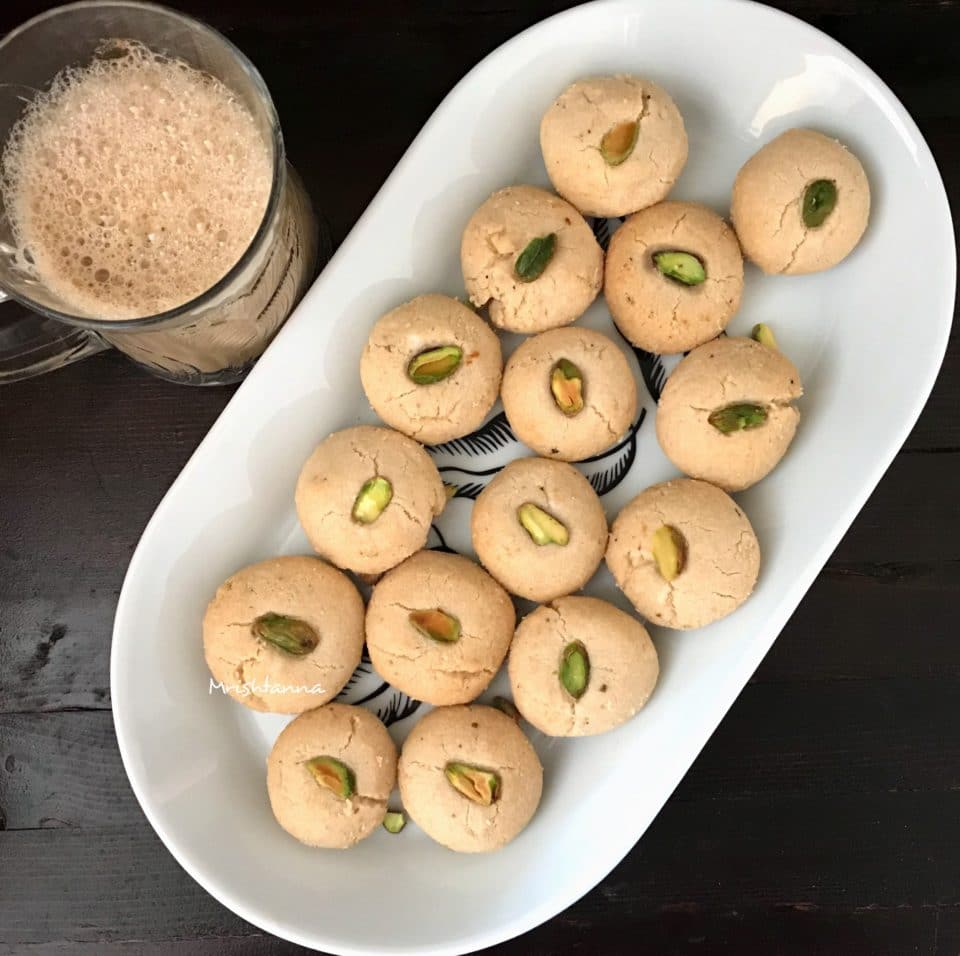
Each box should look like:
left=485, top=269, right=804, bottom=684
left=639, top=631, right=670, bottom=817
left=0, top=40, right=272, bottom=319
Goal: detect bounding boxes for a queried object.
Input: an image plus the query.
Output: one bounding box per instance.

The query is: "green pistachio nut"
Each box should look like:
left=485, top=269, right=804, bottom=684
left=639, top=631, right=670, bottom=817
left=352, top=476, right=393, bottom=524
left=802, top=179, right=837, bottom=228
left=407, top=345, right=463, bottom=384
left=305, top=756, right=355, bottom=799
left=600, top=118, right=640, bottom=166
left=251, top=613, right=319, bottom=656
left=751, top=323, right=779, bottom=350
left=444, top=762, right=501, bottom=805
left=707, top=403, right=768, bottom=434
left=550, top=358, right=584, bottom=416
left=409, top=608, right=461, bottom=643
left=653, top=251, right=706, bottom=286
left=517, top=502, right=569, bottom=546
left=515, top=233, right=557, bottom=283
left=651, top=525, right=687, bottom=582
left=560, top=640, right=590, bottom=700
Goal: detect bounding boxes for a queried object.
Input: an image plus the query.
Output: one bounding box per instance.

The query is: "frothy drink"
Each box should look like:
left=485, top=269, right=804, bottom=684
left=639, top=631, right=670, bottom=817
left=0, top=36, right=317, bottom=381
left=1, top=40, right=272, bottom=320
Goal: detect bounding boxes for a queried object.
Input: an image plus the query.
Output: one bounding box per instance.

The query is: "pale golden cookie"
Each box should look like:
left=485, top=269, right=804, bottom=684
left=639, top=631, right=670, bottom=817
left=461, top=185, right=602, bottom=333
left=295, top=426, right=446, bottom=576
left=471, top=457, right=608, bottom=602
left=606, top=478, right=760, bottom=629
left=605, top=201, right=744, bottom=354
left=203, top=556, right=364, bottom=713
left=267, top=703, right=397, bottom=849
left=508, top=596, right=658, bottom=736
left=731, top=128, right=870, bottom=275
left=360, top=294, right=502, bottom=445
left=656, top=336, right=802, bottom=491
left=500, top=326, right=637, bottom=461
left=540, top=74, right=688, bottom=217
left=366, top=550, right=515, bottom=706
left=398, top=704, right=542, bottom=853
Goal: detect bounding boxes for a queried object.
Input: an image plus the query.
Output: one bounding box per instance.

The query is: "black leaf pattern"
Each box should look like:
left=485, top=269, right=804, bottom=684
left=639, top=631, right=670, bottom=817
left=588, top=455, right=633, bottom=497
left=428, top=523, right=456, bottom=553
left=340, top=678, right=390, bottom=707
left=377, top=691, right=422, bottom=726
left=590, top=215, right=629, bottom=252
left=337, top=670, right=421, bottom=726
left=337, top=666, right=369, bottom=695
left=337, top=366, right=649, bottom=727
left=590, top=216, right=611, bottom=252
left=634, top=348, right=668, bottom=403
left=428, top=411, right=516, bottom=457
left=437, top=462, right=506, bottom=500
left=447, top=481, right=485, bottom=500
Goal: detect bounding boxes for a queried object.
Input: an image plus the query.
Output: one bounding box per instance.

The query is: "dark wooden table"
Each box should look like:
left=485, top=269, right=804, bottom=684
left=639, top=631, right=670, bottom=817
left=1, top=1, right=957, bottom=953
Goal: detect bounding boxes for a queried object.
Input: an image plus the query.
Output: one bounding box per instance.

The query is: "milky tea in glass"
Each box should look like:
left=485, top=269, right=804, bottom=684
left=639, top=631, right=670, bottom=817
left=0, top=2, right=319, bottom=384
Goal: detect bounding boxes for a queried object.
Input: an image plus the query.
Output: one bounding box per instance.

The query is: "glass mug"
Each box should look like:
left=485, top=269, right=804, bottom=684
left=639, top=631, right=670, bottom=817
left=0, top=0, right=322, bottom=385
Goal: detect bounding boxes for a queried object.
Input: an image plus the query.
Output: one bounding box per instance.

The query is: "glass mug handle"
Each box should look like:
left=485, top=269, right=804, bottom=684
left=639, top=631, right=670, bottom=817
left=0, top=288, right=108, bottom=384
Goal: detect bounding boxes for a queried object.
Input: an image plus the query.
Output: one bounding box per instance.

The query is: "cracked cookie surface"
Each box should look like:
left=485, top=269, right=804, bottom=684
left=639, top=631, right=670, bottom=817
left=398, top=704, right=543, bottom=853
left=605, top=200, right=744, bottom=354
left=295, top=425, right=446, bottom=575
left=508, top=596, right=658, bottom=737
left=202, top=555, right=365, bottom=713
left=539, top=74, right=687, bottom=218
left=606, top=478, right=760, bottom=630
left=656, top=336, right=803, bottom=491
left=267, top=703, right=397, bottom=848
left=471, top=456, right=608, bottom=602
left=366, top=550, right=516, bottom=705
left=501, top=326, right=637, bottom=461
left=460, top=185, right=602, bottom=333
left=731, top=127, right=870, bottom=275
left=360, top=294, right=502, bottom=445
